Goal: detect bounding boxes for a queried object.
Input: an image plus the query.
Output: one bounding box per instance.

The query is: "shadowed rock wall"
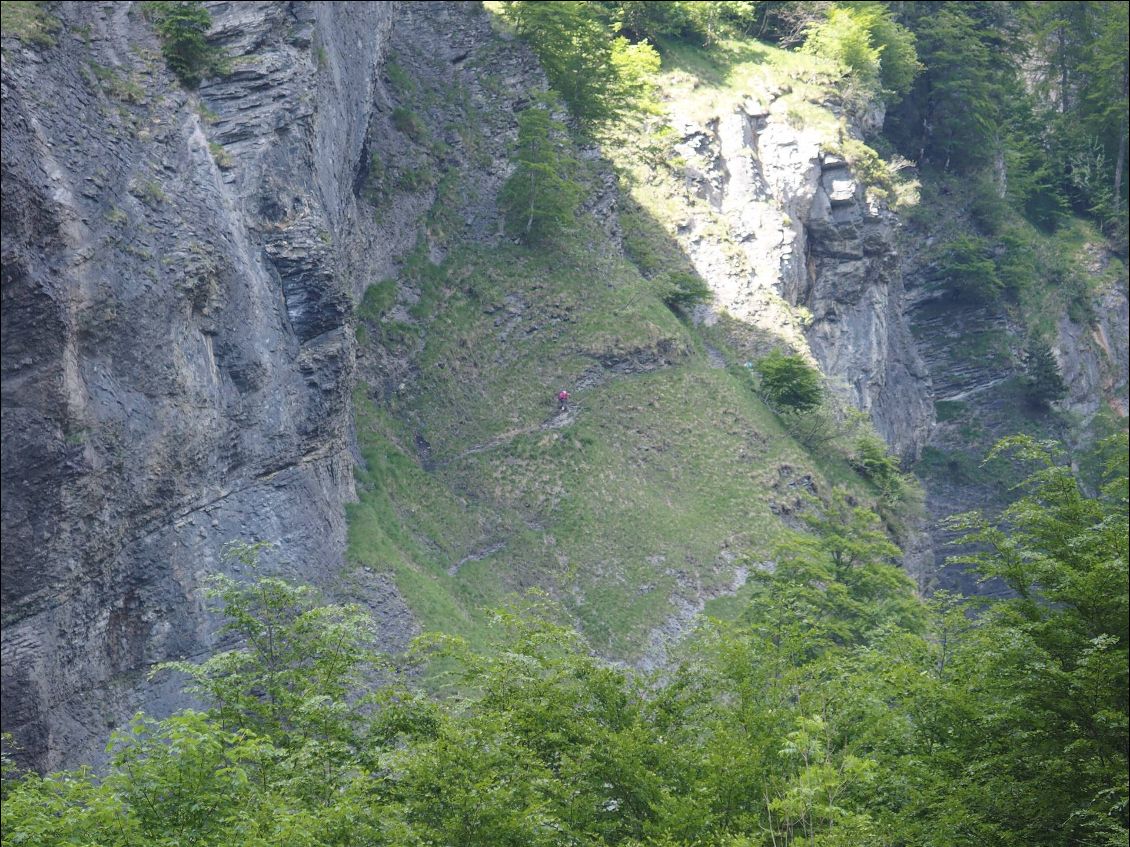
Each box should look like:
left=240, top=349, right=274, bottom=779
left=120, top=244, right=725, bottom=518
left=1, top=0, right=392, bottom=770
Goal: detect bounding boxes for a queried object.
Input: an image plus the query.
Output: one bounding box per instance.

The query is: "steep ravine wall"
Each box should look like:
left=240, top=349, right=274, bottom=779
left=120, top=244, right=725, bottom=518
left=1, top=0, right=391, bottom=771
left=904, top=230, right=1129, bottom=594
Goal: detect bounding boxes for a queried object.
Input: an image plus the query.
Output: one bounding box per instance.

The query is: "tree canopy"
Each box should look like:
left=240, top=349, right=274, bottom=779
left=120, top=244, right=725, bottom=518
left=5, top=434, right=1125, bottom=845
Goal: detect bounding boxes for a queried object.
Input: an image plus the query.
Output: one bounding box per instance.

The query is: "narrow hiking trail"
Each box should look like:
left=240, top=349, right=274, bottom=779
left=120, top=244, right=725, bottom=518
left=433, top=405, right=579, bottom=469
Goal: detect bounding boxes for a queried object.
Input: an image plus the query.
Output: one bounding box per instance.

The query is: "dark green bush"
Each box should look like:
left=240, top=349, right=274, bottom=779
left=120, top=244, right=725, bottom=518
left=933, top=235, right=1003, bottom=302
left=968, top=178, right=1009, bottom=235
left=141, top=2, right=223, bottom=88
left=1022, top=339, right=1067, bottom=409
left=995, top=229, right=1039, bottom=297
left=391, top=106, right=426, bottom=143
left=754, top=350, right=823, bottom=412
left=659, top=270, right=711, bottom=311
left=357, top=280, right=397, bottom=322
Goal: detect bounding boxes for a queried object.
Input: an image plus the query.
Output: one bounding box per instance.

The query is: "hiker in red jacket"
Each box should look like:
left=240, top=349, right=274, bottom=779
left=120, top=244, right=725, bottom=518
left=557, top=389, right=570, bottom=412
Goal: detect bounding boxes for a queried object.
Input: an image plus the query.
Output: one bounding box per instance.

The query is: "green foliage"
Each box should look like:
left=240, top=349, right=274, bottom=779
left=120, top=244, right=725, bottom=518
left=1024, top=1, right=1129, bottom=242
left=849, top=432, right=905, bottom=503
left=1003, top=99, right=1072, bottom=232
left=4, top=442, right=1127, bottom=846
left=499, top=100, right=583, bottom=245
left=803, top=6, right=882, bottom=90
left=802, top=4, right=919, bottom=101
left=499, top=1, right=659, bottom=126
left=775, top=403, right=914, bottom=514
left=932, top=234, right=1003, bottom=302
left=395, top=163, right=435, bottom=192
left=0, top=1, right=59, bottom=47
left=601, top=0, right=762, bottom=46
left=680, top=1, right=759, bottom=46
left=942, top=434, right=1130, bottom=845
left=657, top=269, right=711, bottom=312
left=967, top=176, right=1010, bottom=235
left=886, top=1, right=1125, bottom=239
left=776, top=401, right=843, bottom=451
left=764, top=489, right=922, bottom=641
left=603, top=0, right=695, bottom=43
left=154, top=542, right=380, bottom=745
left=886, top=3, right=1014, bottom=173
left=865, top=3, right=921, bottom=99
left=141, top=1, right=225, bottom=89
left=391, top=105, right=426, bottom=143
left=916, top=444, right=981, bottom=484
left=754, top=350, right=823, bottom=412
left=827, top=138, right=908, bottom=203
left=1021, top=338, right=1067, bottom=409
left=357, top=279, right=397, bottom=322
left=994, top=227, right=1040, bottom=295
left=383, top=59, right=414, bottom=94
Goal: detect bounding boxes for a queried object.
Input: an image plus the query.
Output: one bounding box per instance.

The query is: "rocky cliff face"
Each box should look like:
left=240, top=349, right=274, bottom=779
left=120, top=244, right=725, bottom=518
left=1, top=0, right=391, bottom=770
left=666, top=95, right=933, bottom=461
left=905, top=233, right=1129, bottom=594
left=649, top=74, right=1128, bottom=596
left=1057, top=280, right=1129, bottom=421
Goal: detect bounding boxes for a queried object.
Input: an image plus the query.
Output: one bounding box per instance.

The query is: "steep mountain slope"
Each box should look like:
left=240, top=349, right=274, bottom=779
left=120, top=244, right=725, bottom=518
left=2, top=0, right=1126, bottom=775
left=607, top=34, right=1129, bottom=594
left=610, top=39, right=933, bottom=461
left=346, top=3, right=880, bottom=662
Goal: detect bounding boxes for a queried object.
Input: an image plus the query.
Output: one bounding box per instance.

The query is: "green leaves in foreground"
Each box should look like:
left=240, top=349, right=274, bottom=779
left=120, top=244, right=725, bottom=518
left=2, top=434, right=1127, bottom=845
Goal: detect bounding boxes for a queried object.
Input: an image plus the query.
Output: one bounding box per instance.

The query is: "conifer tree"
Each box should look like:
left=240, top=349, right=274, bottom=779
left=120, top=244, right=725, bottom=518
left=499, top=101, right=582, bottom=245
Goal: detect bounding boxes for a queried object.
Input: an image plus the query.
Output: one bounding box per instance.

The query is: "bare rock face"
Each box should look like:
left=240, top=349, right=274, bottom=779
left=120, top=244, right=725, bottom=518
left=1056, top=279, right=1130, bottom=420
left=802, top=156, right=934, bottom=462
left=669, top=97, right=933, bottom=460
left=1, top=1, right=393, bottom=771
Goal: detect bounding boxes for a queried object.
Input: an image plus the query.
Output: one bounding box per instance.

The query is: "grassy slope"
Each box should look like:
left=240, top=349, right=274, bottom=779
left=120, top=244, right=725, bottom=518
left=347, top=28, right=888, bottom=661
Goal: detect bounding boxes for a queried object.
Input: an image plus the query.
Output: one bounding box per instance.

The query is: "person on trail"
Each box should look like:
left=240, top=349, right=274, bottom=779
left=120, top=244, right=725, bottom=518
left=557, top=389, right=570, bottom=412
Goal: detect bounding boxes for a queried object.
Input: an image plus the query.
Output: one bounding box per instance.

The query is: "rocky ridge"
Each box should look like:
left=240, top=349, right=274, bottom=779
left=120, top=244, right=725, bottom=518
left=658, top=90, right=933, bottom=461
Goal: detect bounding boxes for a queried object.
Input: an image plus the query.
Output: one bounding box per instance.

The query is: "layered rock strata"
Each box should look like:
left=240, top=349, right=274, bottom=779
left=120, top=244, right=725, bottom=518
left=1, top=0, right=392, bottom=770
